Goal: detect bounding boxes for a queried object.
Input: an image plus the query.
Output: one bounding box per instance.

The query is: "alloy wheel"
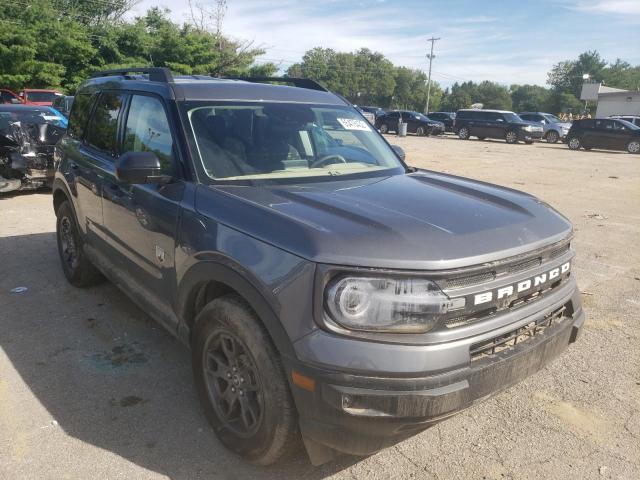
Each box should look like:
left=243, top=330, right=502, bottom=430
left=203, top=329, right=263, bottom=437
left=547, top=131, right=559, bottom=143
left=458, top=127, right=469, bottom=139
left=568, top=138, right=581, bottom=150
left=505, top=131, right=518, bottom=144
left=59, top=216, right=79, bottom=270
left=628, top=140, right=640, bottom=154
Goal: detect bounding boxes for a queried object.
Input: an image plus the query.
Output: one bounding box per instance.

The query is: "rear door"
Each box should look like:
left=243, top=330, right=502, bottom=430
left=101, top=93, right=185, bottom=305
left=73, top=92, right=126, bottom=241
left=611, top=120, right=632, bottom=149
left=483, top=112, right=504, bottom=138
left=593, top=119, right=616, bottom=149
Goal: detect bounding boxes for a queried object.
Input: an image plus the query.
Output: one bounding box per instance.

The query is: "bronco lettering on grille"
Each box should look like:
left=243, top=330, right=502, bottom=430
left=472, top=262, right=570, bottom=306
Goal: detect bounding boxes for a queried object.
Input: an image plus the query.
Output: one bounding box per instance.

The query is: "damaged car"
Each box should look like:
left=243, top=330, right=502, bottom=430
left=0, top=105, right=67, bottom=194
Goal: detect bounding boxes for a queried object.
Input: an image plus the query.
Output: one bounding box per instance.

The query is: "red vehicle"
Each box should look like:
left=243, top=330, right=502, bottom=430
left=0, top=88, right=23, bottom=104
left=19, top=89, right=63, bottom=106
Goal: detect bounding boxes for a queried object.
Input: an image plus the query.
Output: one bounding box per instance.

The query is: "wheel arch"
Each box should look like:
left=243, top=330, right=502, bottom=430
left=177, top=260, right=296, bottom=359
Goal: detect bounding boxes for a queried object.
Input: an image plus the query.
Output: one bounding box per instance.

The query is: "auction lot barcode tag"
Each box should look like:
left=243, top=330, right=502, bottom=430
left=337, top=118, right=371, bottom=131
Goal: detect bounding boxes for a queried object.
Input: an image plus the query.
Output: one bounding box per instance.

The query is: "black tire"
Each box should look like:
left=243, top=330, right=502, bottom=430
left=524, top=140, right=534, bottom=144
left=416, top=126, right=426, bottom=136
left=458, top=127, right=470, bottom=140
left=627, top=139, right=640, bottom=154
left=477, top=137, right=486, bottom=141
left=505, top=131, right=518, bottom=144
left=192, top=294, right=299, bottom=465
left=567, top=137, right=581, bottom=150
left=379, top=123, right=389, bottom=134
left=546, top=130, right=560, bottom=144
left=56, top=200, right=104, bottom=287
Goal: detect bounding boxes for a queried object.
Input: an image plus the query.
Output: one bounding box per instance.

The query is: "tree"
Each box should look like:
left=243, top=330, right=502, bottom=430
left=510, top=84, right=552, bottom=112
left=392, top=67, right=442, bottom=112
left=0, top=1, right=273, bottom=93
left=547, top=50, right=607, bottom=97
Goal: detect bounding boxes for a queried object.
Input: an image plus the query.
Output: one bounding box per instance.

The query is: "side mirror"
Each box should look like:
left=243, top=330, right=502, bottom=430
left=116, top=151, right=163, bottom=184
left=391, top=145, right=406, bottom=161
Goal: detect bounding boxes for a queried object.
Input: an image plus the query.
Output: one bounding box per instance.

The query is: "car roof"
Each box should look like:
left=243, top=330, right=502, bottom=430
left=79, top=74, right=347, bottom=106
left=22, top=88, right=59, bottom=92
left=457, top=109, right=515, bottom=114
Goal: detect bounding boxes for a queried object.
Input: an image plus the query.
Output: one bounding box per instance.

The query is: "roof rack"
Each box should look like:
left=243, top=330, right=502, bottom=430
left=89, top=67, right=174, bottom=83
left=222, top=76, right=328, bottom=92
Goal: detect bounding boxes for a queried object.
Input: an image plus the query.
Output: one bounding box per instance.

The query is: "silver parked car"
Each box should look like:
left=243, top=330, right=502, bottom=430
left=519, top=112, right=572, bottom=143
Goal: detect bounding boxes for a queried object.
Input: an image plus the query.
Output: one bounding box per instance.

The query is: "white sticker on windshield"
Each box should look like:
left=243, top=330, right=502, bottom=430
left=42, top=115, right=59, bottom=120
left=337, top=118, right=371, bottom=131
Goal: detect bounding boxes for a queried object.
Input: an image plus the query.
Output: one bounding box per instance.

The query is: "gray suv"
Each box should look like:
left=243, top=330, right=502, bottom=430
left=52, top=68, right=585, bottom=466
left=519, top=112, right=572, bottom=143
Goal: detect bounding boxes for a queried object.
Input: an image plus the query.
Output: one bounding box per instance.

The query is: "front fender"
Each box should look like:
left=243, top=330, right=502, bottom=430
left=176, top=259, right=297, bottom=359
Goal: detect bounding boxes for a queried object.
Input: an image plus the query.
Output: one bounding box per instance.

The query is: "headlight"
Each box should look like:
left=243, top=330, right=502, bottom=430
left=325, top=276, right=465, bottom=333
left=523, top=125, right=533, bottom=132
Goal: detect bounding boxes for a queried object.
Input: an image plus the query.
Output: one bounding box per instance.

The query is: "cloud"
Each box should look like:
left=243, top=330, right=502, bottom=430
left=566, top=0, right=640, bottom=15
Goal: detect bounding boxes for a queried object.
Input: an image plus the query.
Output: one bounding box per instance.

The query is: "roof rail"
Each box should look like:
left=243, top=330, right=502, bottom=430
left=222, top=76, right=328, bottom=92
left=89, top=67, right=174, bottom=83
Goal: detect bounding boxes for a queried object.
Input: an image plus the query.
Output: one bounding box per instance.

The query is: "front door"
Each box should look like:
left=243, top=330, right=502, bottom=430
left=101, top=93, right=185, bottom=306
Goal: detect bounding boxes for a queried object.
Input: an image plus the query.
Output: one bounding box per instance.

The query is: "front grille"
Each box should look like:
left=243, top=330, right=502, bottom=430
left=469, top=304, right=569, bottom=362
left=442, top=240, right=570, bottom=291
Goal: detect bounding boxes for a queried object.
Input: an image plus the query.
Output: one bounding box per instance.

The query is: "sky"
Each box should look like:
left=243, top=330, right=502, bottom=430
left=130, top=0, right=640, bottom=88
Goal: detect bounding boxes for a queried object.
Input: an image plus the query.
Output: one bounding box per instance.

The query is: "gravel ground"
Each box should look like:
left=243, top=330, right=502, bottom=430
left=0, top=135, right=639, bottom=479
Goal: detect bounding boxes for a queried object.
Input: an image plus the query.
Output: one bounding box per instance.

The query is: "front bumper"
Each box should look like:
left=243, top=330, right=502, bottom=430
left=520, top=130, right=544, bottom=141
left=288, top=283, right=584, bottom=457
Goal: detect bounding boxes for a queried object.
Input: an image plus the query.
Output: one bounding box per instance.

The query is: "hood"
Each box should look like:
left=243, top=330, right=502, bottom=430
left=195, top=171, right=572, bottom=270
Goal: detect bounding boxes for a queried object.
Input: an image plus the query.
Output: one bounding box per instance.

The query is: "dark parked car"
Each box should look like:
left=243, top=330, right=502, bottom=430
left=0, top=105, right=67, bottom=193
left=427, top=111, right=456, bottom=132
left=518, top=112, right=572, bottom=143
left=376, top=110, right=445, bottom=136
left=359, top=106, right=386, bottom=119
left=566, top=118, right=640, bottom=153
left=52, top=68, right=584, bottom=466
left=454, top=109, right=543, bottom=144
left=52, top=95, right=74, bottom=118
left=609, top=115, right=640, bottom=127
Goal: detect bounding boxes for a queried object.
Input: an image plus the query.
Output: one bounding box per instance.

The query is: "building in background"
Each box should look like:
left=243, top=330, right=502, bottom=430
left=581, top=82, right=640, bottom=118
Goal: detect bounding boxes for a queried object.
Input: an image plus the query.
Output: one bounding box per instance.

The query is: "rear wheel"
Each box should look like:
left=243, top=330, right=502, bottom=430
left=505, top=131, right=518, bottom=144
left=567, top=137, right=581, bottom=150
left=192, top=294, right=299, bottom=465
left=379, top=123, right=389, bottom=134
left=627, top=140, right=640, bottom=154
left=55, top=200, right=104, bottom=287
left=458, top=127, right=470, bottom=140
left=546, top=130, right=560, bottom=143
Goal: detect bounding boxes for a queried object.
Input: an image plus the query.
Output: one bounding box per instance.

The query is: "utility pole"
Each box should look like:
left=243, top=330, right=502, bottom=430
left=425, top=36, right=441, bottom=114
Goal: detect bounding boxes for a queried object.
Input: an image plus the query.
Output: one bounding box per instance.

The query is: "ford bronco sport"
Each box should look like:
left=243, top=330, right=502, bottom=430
left=53, top=68, right=585, bottom=465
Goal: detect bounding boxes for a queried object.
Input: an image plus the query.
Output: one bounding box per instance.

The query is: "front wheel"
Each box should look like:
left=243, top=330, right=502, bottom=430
left=379, top=123, right=389, bottom=134
left=416, top=126, right=426, bottom=136
left=56, top=200, right=104, bottom=287
left=524, top=140, right=534, bottom=144
left=477, top=136, right=486, bottom=141
left=505, top=131, right=518, bottom=144
left=627, top=140, right=640, bottom=154
left=192, top=294, right=299, bottom=465
left=567, top=137, right=581, bottom=150
left=458, top=127, right=470, bottom=140
left=546, top=130, right=560, bottom=143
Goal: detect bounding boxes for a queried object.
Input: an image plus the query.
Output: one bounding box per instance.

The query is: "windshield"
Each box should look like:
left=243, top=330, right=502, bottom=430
left=503, top=112, right=523, bottom=122
left=24, top=91, right=57, bottom=102
left=185, top=102, right=405, bottom=182
left=542, top=114, right=562, bottom=123
left=618, top=119, right=640, bottom=130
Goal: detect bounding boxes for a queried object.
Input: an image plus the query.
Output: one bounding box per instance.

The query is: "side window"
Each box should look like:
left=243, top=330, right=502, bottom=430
left=85, top=92, right=125, bottom=154
left=612, top=121, right=626, bottom=130
left=67, top=93, right=95, bottom=139
left=123, top=95, right=174, bottom=173
left=595, top=119, right=614, bottom=130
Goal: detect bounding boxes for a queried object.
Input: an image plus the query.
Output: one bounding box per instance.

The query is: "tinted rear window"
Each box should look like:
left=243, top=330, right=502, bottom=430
left=67, top=93, right=95, bottom=139
left=84, top=92, right=126, bottom=154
